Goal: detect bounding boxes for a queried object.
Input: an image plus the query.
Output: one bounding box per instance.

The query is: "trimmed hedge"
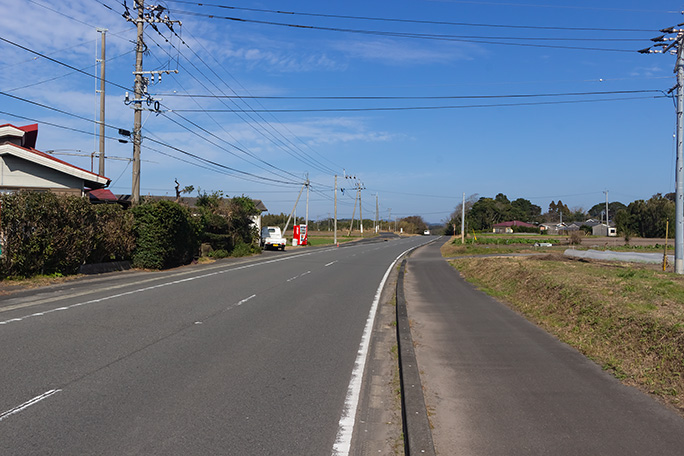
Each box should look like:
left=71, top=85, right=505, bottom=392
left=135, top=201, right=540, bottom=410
left=131, top=200, right=200, bottom=269
left=0, top=191, right=134, bottom=278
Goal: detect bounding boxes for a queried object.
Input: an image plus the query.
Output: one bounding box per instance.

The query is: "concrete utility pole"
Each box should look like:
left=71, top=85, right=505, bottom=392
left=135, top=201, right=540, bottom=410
left=305, top=173, right=309, bottom=232
left=334, top=175, right=338, bottom=245
left=461, top=192, right=465, bottom=244
left=132, top=1, right=144, bottom=205
left=124, top=1, right=180, bottom=205
left=97, top=28, right=107, bottom=176
left=375, top=193, right=379, bottom=233
left=359, top=187, right=363, bottom=235
left=640, top=26, right=684, bottom=273
left=347, top=187, right=359, bottom=237
left=604, top=190, right=609, bottom=225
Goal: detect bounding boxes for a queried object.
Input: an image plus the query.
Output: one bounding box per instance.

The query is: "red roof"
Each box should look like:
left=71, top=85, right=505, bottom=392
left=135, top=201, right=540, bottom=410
left=0, top=123, right=109, bottom=184
left=88, top=188, right=118, bottom=201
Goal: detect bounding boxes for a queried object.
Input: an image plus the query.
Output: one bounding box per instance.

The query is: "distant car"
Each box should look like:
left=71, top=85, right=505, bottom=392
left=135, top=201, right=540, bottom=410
left=261, top=226, right=287, bottom=251
left=534, top=242, right=553, bottom=247
left=423, top=230, right=431, bottom=235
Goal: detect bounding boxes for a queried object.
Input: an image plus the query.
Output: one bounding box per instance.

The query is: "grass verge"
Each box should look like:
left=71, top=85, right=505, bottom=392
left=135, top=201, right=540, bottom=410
left=449, top=253, right=684, bottom=415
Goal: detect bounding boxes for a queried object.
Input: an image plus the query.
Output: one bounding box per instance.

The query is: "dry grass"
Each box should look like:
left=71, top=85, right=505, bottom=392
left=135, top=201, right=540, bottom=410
left=449, top=253, right=684, bottom=415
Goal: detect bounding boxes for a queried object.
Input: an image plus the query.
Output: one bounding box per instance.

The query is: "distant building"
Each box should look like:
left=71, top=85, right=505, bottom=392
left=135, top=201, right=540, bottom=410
left=592, top=223, right=617, bottom=237
left=492, top=220, right=537, bottom=234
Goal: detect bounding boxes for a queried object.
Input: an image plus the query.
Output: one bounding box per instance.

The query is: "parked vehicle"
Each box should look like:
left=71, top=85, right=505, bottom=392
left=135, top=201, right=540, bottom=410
left=261, top=226, right=287, bottom=251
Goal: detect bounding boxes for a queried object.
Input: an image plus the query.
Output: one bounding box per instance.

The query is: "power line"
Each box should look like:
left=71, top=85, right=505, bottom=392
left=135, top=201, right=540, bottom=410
left=5, top=50, right=135, bottom=93
left=144, top=28, right=339, bottom=177
left=167, top=11, right=640, bottom=53
left=157, top=89, right=662, bottom=100
left=0, top=35, right=133, bottom=92
left=0, top=91, right=124, bottom=132
left=169, top=95, right=665, bottom=113
left=162, top=1, right=657, bottom=32
left=180, top=27, right=344, bottom=175
left=141, top=135, right=302, bottom=186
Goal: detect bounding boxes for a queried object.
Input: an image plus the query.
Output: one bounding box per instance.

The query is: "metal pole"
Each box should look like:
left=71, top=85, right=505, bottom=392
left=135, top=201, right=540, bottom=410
left=97, top=28, right=107, bottom=177
left=675, top=43, right=684, bottom=273
left=132, top=0, right=144, bottom=205
left=334, top=175, right=338, bottom=245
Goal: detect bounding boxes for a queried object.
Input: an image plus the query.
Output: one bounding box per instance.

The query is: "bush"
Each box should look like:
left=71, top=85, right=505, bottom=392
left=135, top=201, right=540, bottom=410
left=131, top=200, right=200, bottom=269
left=569, top=231, right=583, bottom=245
left=1, top=191, right=94, bottom=277
left=231, top=241, right=254, bottom=257
left=87, top=204, right=135, bottom=263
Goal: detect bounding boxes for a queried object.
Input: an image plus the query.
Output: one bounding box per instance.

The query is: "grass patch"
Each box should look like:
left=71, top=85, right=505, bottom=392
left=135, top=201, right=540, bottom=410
left=449, top=254, right=684, bottom=415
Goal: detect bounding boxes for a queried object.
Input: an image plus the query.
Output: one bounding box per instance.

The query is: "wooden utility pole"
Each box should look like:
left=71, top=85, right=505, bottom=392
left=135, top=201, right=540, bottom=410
left=97, top=28, right=107, bottom=176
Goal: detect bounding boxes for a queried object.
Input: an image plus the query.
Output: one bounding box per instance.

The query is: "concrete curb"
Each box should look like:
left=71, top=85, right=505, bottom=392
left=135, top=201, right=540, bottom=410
left=396, top=259, right=436, bottom=456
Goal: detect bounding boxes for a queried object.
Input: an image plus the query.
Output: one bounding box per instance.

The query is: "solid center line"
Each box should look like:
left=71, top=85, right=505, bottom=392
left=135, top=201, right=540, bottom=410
left=0, top=389, right=61, bottom=422
left=236, top=294, right=256, bottom=306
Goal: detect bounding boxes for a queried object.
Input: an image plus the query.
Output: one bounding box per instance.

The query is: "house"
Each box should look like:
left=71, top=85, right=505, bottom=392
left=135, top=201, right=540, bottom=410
left=592, top=223, right=617, bottom=237
left=492, top=220, right=537, bottom=234
left=0, top=123, right=110, bottom=195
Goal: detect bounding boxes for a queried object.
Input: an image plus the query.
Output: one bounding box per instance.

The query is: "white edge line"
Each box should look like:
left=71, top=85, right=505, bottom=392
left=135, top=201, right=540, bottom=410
left=331, top=241, right=427, bottom=455
left=0, top=389, right=61, bottom=422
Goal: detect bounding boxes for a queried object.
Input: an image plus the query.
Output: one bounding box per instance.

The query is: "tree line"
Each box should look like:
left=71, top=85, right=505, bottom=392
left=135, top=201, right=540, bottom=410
left=445, top=192, right=675, bottom=238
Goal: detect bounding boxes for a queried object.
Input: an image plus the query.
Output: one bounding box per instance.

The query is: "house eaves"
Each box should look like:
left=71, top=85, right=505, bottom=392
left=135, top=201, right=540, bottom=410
left=0, top=142, right=110, bottom=188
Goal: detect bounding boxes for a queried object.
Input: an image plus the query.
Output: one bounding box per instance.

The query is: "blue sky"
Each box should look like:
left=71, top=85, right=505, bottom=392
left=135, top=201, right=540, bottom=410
left=0, top=0, right=681, bottom=223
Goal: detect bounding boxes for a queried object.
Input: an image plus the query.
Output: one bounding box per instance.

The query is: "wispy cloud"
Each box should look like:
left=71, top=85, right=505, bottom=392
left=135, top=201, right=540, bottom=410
left=330, top=38, right=482, bottom=65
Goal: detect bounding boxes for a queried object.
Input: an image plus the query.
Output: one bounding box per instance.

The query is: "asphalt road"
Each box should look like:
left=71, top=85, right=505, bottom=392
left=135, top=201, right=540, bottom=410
left=405, top=241, right=684, bottom=455
left=0, top=235, right=429, bottom=455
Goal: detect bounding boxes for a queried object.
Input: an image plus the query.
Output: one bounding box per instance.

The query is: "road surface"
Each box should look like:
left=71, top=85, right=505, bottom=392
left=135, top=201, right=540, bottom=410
left=0, top=235, right=429, bottom=455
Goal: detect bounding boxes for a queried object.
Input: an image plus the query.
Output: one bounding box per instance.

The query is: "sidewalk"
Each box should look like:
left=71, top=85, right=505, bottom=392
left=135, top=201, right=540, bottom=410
left=403, top=241, right=684, bottom=455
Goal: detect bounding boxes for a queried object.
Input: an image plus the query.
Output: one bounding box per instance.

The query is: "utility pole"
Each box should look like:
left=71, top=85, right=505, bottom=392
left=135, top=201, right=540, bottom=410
left=123, top=1, right=180, bottom=205
left=388, top=208, right=392, bottom=232
left=359, top=187, right=363, bottom=235
left=305, top=173, right=310, bottom=232
left=604, top=190, right=609, bottom=225
left=132, top=0, right=144, bottom=205
left=348, top=187, right=359, bottom=237
left=461, top=192, right=465, bottom=244
left=375, top=193, right=379, bottom=233
left=97, top=28, right=107, bottom=176
left=334, top=175, right=338, bottom=245
left=641, top=25, right=684, bottom=273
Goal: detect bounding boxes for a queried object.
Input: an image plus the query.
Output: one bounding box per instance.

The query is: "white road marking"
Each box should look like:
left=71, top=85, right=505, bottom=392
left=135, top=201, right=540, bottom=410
left=236, top=294, right=256, bottom=306
left=0, top=249, right=332, bottom=327
left=331, top=241, right=430, bottom=456
left=325, top=261, right=338, bottom=267
left=0, top=389, right=61, bottom=422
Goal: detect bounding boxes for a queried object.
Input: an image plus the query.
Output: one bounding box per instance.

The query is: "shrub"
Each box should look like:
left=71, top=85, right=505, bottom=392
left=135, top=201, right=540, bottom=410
left=1, top=191, right=96, bottom=277
left=131, top=200, right=200, bottom=269
left=231, top=241, right=254, bottom=257
left=569, top=231, right=583, bottom=245
left=87, top=204, right=135, bottom=263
